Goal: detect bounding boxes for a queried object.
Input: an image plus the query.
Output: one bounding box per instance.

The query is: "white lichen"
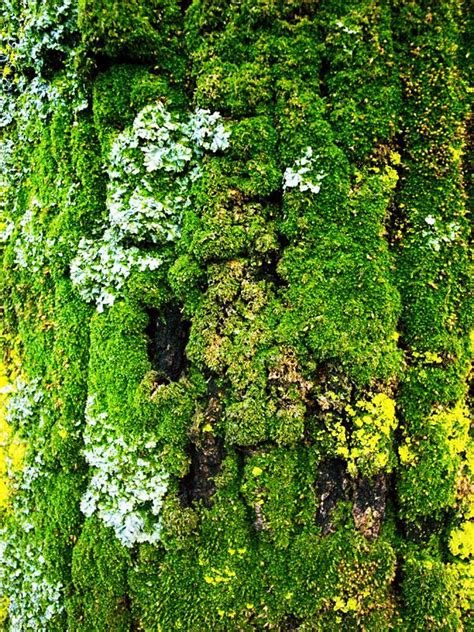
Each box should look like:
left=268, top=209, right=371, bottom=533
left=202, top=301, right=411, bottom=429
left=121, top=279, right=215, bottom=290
left=283, top=146, right=327, bottom=194
left=71, top=102, right=230, bottom=311
left=0, top=529, right=65, bottom=631
left=80, top=395, right=169, bottom=547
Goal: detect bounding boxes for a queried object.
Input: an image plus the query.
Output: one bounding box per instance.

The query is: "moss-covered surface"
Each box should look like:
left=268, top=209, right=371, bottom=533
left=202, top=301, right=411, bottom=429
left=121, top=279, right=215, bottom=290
left=0, top=0, right=472, bottom=629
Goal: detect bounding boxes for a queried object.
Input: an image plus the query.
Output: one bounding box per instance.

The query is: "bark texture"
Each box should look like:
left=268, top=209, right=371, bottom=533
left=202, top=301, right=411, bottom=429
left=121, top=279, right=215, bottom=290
left=0, top=1, right=472, bottom=630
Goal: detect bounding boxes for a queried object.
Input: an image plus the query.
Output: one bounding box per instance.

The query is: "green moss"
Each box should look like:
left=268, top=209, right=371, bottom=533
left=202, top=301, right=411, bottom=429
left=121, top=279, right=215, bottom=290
left=48, top=279, right=91, bottom=468
left=35, top=470, right=84, bottom=581
left=402, top=556, right=462, bottom=631
left=92, top=65, right=186, bottom=152
left=391, top=0, right=471, bottom=568
left=78, top=0, right=184, bottom=74
left=277, top=229, right=401, bottom=385
left=240, top=447, right=318, bottom=549
left=398, top=404, right=470, bottom=521
left=289, top=531, right=397, bottom=628
left=135, top=371, right=204, bottom=475
left=69, top=516, right=132, bottom=631
left=0, top=0, right=471, bottom=629
left=317, top=0, right=401, bottom=163
left=194, top=59, right=273, bottom=117
left=69, top=114, right=108, bottom=230
left=167, top=254, right=205, bottom=316
left=87, top=299, right=152, bottom=436
left=188, top=167, right=279, bottom=262
left=218, top=116, right=281, bottom=197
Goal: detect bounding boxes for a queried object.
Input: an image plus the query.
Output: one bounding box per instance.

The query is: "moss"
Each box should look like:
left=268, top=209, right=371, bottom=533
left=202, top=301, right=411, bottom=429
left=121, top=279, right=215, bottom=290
left=47, top=279, right=91, bottom=468
left=167, top=254, right=205, bottom=316
left=398, top=404, right=470, bottom=521
left=69, top=114, right=108, bottom=232
left=194, top=59, right=273, bottom=117
left=87, top=299, right=152, bottom=436
left=240, top=447, right=318, bottom=549
left=276, top=229, right=401, bottom=385
left=35, top=470, right=84, bottom=581
left=402, top=556, right=462, bottom=631
left=289, top=531, right=398, bottom=628
left=317, top=0, right=401, bottom=163
left=69, top=516, right=132, bottom=631
left=187, top=165, right=279, bottom=263
left=0, top=0, right=471, bottom=629
left=218, top=116, right=282, bottom=197
left=391, top=1, right=472, bottom=571
left=92, top=65, right=186, bottom=152
left=135, top=371, right=204, bottom=475
left=78, top=0, right=184, bottom=74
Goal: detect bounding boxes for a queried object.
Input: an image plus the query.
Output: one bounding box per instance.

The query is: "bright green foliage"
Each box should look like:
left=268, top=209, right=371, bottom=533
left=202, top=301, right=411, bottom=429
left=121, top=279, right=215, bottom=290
left=0, top=0, right=472, bottom=630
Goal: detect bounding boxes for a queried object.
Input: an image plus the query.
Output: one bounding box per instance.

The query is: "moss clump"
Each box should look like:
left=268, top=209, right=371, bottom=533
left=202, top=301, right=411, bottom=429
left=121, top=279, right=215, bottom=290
left=398, top=404, right=471, bottom=521
left=402, top=556, right=462, bottom=631
left=92, top=65, right=186, bottom=152
left=69, top=517, right=132, bottom=631
left=78, top=0, right=184, bottom=73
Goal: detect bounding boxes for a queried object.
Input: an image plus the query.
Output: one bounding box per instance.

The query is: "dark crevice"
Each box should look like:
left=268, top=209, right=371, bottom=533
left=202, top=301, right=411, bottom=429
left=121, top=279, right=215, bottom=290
left=315, top=458, right=393, bottom=539
left=86, top=54, right=159, bottom=81
left=391, top=554, right=405, bottom=609
left=264, top=189, right=284, bottom=209
left=281, top=614, right=303, bottom=630
left=403, top=513, right=449, bottom=545
left=146, top=305, right=190, bottom=383
left=234, top=442, right=276, bottom=458
left=352, top=474, right=387, bottom=541
left=179, top=431, right=224, bottom=508
left=254, top=249, right=285, bottom=289
left=315, top=458, right=350, bottom=535
left=116, top=594, right=133, bottom=629
left=179, top=389, right=225, bottom=508
left=39, top=49, right=70, bottom=77
left=318, top=52, right=331, bottom=100
left=179, top=0, right=193, bottom=15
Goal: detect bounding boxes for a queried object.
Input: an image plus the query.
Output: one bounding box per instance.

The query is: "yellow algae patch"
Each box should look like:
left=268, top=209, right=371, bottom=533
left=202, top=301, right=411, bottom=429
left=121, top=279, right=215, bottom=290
left=0, top=363, right=26, bottom=514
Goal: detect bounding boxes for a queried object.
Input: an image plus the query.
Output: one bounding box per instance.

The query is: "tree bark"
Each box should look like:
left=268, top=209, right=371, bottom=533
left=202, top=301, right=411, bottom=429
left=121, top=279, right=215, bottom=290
left=0, top=1, right=471, bottom=630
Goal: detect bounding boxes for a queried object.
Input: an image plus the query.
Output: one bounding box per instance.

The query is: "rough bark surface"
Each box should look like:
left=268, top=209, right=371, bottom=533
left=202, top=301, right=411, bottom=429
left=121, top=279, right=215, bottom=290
left=0, top=1, right=472, bottom=630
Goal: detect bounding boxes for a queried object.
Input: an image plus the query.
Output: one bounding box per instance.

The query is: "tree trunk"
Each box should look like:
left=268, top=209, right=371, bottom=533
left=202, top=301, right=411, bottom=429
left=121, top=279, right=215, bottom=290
left=0, top=1, right=472, bottom=630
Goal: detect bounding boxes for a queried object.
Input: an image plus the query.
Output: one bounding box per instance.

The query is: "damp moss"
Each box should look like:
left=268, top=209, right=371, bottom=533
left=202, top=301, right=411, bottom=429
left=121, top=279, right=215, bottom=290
left=402, top=555, right=462, bottom=631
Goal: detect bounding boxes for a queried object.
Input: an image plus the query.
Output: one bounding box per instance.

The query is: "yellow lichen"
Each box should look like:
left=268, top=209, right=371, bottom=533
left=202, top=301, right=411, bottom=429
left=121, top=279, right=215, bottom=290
left=0, top=595, right=9, bottom=625
left=330, top=393, right=397, bottom=477
left=399, top=439, right=417, bottom=466
left=448, top=560, right=474, bottom=612
left=449, top=521, right=474, bottom=559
